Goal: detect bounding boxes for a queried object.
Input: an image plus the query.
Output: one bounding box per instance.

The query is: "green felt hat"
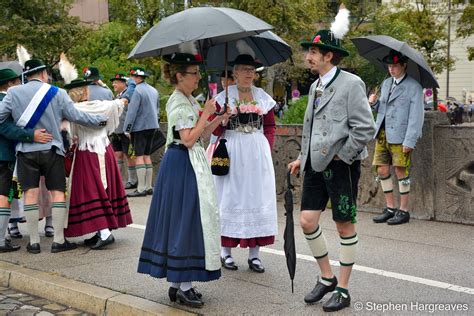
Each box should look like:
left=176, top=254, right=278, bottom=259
left=300, top=29, right=349, bottom=57
left=0, top=68, right=20, bottom=85
left=83, top=66, right=103, bottom=80
left=64, top=78, right=92, bottom=90
left=162, top=53, right=203, bottom=65
left=23, top=59, right=51, bottom=76
left=382, top=49, right=408, bottom=64
left=129, top=66, right=150, bottom=77
left=110, top=73, right=128, bottom=82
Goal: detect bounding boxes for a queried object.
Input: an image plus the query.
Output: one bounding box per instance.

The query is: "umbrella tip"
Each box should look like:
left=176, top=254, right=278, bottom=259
left=291, top=280, right=294, bottom=293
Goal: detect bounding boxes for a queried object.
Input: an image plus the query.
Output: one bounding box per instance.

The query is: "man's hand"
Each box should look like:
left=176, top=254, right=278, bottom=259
left=120, top=98, right=129, bottom=106
left=125, top=132, right=131, bottom=139
left=33, top=129, right=53, bottom=144
left=333, top=155, right=341, bottom=160
left=288, top=159, right=301, bottom=175
left=368, top=94, right=378, bottom=105
left=402, top=146, right=413, bottom=154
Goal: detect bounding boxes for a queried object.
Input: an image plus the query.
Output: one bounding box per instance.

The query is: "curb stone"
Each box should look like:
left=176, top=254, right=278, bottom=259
left=0, top=261, right=194, bottom=316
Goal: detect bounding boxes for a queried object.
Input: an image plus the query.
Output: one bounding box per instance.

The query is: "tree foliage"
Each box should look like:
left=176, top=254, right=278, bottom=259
left=0, top=0, right=87, bottom=66
left=456, top=3, right=474, bottom=60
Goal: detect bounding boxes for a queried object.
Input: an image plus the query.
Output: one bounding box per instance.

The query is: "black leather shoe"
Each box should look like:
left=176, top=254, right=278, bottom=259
left=176, top=289, right=203, bottom=308
left=51, top=240, right=77, bottom=253
left=146, top=188, right=153, bottom=195
left=322, top=291, right=351, bottom=312
left=0, top=241, right=21, bottom=253
left=90, top=234, right=115, bottom=250
left=248, top=258, right=265, bottom=273
left=169, top=287, right=202, bottom=302
left=26, top=243, right=41, bottom=254
left=127, top=190, right=147, bottom=197
left=84, top=233, right=100, bottom=246
left=387, top=210, right=410, bottom=225
left=221, top=255, right=238, bottom=270
left=304, top=276, right=338, bottom=304
left=373, top=207, right=396, bottom=223
left=125, top=182, right=138, bottom=189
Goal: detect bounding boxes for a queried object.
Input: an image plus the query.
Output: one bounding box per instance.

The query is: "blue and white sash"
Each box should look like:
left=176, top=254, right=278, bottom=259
left=17, top=83, right=58, bottom=128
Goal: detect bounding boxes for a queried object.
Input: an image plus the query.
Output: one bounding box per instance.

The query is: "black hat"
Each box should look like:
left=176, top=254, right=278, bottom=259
left=229, top=54, right=263, bottom=68
left=211, top=139, right=230, bottom=176
left=110, top=73, right=128, bottom=82
left=83, top=66, right=103, bottom=80
left=382, top=49, right=408, bottom=64
left=130, top=67, right=150, bottom=77
left=162, top=53, right=203, bottom=65
left=64, top=78, right=92, bottom=90
left=23, top=59, right=50, bottom=76
left=300, top=29, right=349, bottom=57
left=0, top=68, right=20, bottom=85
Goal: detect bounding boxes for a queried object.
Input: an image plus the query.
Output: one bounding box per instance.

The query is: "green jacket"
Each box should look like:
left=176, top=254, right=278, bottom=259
left=0, top=92, right=35, bottom=162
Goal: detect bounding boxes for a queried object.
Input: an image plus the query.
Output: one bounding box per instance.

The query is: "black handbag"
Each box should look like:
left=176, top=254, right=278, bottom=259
left=150, top=129, right=166, bottom=154
left=211, top=139, right=230, bottom=176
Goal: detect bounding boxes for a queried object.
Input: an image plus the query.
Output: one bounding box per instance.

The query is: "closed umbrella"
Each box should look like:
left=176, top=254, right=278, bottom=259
left=351, top=35, right=439, bottom=88
left=206, top=31, right=292, bottom=70
left=283, top=170, right=296, bottom=293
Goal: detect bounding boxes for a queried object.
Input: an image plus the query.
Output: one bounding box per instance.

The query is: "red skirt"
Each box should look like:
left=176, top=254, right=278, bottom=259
left=221, top=236, right=275, bottom=248
left=65, top=145, right=132, bottom=237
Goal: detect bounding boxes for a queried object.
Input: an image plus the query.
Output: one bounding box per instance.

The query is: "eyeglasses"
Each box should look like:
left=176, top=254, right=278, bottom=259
left=237, top=67, right=256, bottom=73
left=184, top=71, right=200, bottom=76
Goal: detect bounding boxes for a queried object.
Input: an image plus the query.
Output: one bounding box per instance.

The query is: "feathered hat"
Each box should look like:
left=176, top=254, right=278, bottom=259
left=162, top=41, right=203, bottom=65
left=17, top=45, right=50, bottom=77
left=229, top=40, right=263, bottom=68
left=59, top=53, right=91, bottom=89
left=300, top=4, right=350, bottom=56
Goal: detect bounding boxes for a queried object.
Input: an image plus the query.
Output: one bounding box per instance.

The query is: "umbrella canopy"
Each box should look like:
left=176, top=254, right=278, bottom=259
left=351, top=35, right=439, bottom=88
left=283, top=170, right=296, bottom=293
left=206, top=31, right=292, bottom=70
left=0, top=61, right=23, bottom=75
left=128, top=7, right=273, bottom=59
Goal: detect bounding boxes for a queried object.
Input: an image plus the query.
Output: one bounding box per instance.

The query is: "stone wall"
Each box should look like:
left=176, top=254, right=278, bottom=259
left=151, top=112, right=474, bottom=224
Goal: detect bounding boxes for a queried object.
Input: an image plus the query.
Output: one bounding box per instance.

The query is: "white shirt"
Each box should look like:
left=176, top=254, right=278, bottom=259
left=319, top=66, right=338, bottom=89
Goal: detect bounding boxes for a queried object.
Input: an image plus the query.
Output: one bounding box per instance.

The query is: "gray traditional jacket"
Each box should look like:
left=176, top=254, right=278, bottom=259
left=299, top=69, right=376, bottom=172
left=373, top=75, right=424, bottom=149
left=0, top=80, right=106, bottom=156
left=89, top=83, right=114, bottom=101
left=123, top=81, right=159, bottom=133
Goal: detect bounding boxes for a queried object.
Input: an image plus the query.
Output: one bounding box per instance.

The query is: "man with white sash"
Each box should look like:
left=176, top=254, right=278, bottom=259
left=0, top=58, right=107, bottom=254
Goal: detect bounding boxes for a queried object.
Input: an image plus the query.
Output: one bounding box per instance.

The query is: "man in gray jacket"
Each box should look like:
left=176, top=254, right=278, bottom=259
left=0, top=58, right=107, bottom=254
left=369, top=50, right=424, bottom=225
left=288, top=29, right=375, bottom=312
left=123, top=67, right=159, bottom=197
left=83, top=66, right=114, bottom=101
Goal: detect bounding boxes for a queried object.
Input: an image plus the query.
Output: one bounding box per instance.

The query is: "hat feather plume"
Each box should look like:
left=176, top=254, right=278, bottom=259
left=179, top=42, right=198, bottom=55
left=59, top=53, right=78, bottom=84
left=236, top=40, right=255, bottom=58
left=16, top=45, right=31, bottom=67
left=330, top=4, right=350, bottom=40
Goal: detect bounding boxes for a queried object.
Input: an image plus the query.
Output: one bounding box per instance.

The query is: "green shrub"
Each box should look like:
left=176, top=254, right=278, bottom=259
left=278, top=96, right=308, bottom=124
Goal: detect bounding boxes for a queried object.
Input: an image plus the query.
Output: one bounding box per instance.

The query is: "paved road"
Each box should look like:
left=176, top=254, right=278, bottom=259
left=0, top=286, right=91, bottom=315
left=1, top=194, right=473, bottom=315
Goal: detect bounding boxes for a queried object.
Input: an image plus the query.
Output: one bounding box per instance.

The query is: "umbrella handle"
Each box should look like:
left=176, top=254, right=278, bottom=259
left=287, top=170, right=294, bottom=190
left=214, top=103, right=228, bottom=116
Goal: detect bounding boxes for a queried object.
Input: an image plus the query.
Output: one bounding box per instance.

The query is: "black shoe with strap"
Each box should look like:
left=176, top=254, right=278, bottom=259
left=90, top=234, right=115, bottom=250
left=322, top=290, right=351, bottom=312
left=304, top=276, right=338, bottom=304
left=387, top=209, right=410, bottom=225
left=8, top=226, right=23, bottom=239
left=248, top=258, right=265, bottom=273
left=169, top=287, right=202, bottom=302
left=146, top=188, right=153, bottom=195
left=221, top=255, right=238, bottom=270
left=124, top=182, right=137, bottom=189
left=0, top=240, right=21, bottom=253
left=176, top=288, right=204, bottom=308
left=84, top=233, right=100, bottom=246
left=44, top=225, right=54, bottom=238
left=373, top=207, right=396, bottom=223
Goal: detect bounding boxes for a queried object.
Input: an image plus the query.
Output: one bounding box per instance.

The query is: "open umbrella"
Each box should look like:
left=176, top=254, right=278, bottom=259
left=128, top=7, right=272, bottom=59
left=283, top=170, right=296, bottom=293
left=206, top=31, right=292, bottom=70
left=351, top=35, right=439, bottom=88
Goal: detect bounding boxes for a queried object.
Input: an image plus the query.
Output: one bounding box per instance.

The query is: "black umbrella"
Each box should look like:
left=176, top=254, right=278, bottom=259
left=284, top=170, right=296, bottom=293
left=206, top=31, right=292, bottom=70
left=351, top=35, right=439, bottom=88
